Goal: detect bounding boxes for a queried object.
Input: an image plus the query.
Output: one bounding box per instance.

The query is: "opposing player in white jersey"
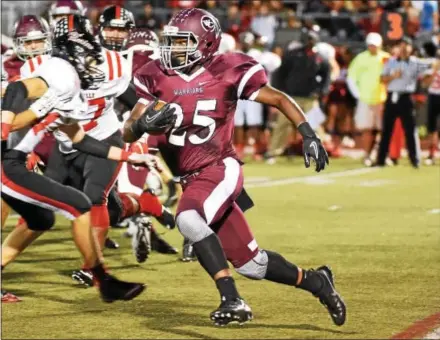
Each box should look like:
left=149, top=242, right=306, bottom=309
left=35, top=10, right=142, bottom=285
left=1, top=15, right=154, bottom=302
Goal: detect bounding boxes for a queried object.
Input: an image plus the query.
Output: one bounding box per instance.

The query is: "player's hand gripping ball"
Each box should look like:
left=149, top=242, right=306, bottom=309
left=143, top=100, right=177, bottom=135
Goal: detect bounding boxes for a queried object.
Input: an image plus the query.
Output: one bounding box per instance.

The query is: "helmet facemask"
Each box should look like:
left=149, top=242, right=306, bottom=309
left=160, top=26, right=202, bottom=71
left=100, top=22, right=131, bottom=51
left=14, top=32, right=52, bottom=61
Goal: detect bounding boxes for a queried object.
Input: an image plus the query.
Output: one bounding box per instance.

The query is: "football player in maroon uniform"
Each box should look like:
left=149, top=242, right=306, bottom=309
left=126, top=8, right=345, bottom=327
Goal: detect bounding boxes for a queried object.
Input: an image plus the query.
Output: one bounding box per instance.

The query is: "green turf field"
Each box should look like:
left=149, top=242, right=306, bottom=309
left=2, top=159, right=439, bottom=339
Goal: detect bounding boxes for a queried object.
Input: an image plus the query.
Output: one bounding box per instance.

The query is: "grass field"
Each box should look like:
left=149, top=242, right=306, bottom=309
left=2, top=158, right=439, bottom=339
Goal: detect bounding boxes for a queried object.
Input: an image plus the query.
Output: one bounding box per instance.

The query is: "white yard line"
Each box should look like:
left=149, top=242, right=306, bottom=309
left=245, top=168, right=378, bottom=189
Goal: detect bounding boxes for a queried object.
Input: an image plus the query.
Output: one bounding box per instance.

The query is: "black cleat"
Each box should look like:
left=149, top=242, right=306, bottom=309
left=151, top=229, right=178, bottom=254
left=181, top=238, right=197, bottom=262
left=104, top=237, right=119, bottom=249
left=312, top=266, right=346, bottom=326
left=98, top=274, right=146, bottom=303
left=210, top=298, right=253, bottom=326
left=132, top=217, right=151, bottom=263
left=72, top=269, right=94, bottom=287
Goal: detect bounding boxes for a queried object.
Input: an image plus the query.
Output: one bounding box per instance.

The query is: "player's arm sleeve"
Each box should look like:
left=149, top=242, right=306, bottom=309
left=235, top=59, right=268, bottom=101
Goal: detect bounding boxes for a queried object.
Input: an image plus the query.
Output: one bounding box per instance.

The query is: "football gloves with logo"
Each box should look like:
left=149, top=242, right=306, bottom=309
left=131, top=99, right=176, bottom=138
left=298, top=122, right=329, bottom=172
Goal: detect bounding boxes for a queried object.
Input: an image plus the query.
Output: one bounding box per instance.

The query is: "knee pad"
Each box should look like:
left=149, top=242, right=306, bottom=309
left=176, top=210, right=213, bottom=243
left=235, top=250, right=268, bottom=280
left=27, top=211, right=55, bottom=231
left=90, top=205, right=110, bottom=229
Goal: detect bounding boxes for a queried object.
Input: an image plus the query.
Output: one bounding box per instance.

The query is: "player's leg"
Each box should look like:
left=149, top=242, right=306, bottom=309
left=216, top=203, right=346, bottom=326
left=82, top=133, right=124, bottom=250
left=1, top=152, right=145, bottom=302
left=1, top=199, right=11, bottom=229
left=176, top=158, right=251, bottom=325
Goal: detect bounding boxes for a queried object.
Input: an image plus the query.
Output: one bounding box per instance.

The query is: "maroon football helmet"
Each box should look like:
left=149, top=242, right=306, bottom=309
left=13, top=15, right=52, bottom=61
left=159, top=8, right=222, bottom=70
left=49, top=0, right=86, bottom=26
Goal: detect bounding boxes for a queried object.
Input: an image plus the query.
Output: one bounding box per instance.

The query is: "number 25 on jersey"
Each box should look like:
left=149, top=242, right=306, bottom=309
left=168, top=99, right=217, bottom=146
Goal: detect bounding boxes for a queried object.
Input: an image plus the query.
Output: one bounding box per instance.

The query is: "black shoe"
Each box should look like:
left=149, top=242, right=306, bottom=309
left=155, top=208, right=175, bottom=229
left=72, top=269, right=94, bottom=287
left=210, top=298, right=253, bottom=326
left=132, top=217, right=151, bottom=263
left=104, top=237, right=119, bottom=249
left=312, top=266, right=346, bottom=326
left=181, top=239, right=197, bottom=262
left=98, top=274, right=146, bottom=303
left=151, top=229, right=178, bottom=254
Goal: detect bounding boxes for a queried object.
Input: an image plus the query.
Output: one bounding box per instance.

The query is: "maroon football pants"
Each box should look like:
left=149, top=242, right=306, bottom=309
left=177, top=157, right=258, bottom=268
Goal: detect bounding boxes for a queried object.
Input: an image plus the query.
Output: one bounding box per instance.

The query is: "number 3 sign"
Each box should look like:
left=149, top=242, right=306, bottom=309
left=381, top=11, right=405, bottom=41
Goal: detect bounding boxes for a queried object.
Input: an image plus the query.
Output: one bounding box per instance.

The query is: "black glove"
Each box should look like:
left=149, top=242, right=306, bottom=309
left=298, top=122, right=329, bottom=172
left=131, top=99, right=176, bottom=138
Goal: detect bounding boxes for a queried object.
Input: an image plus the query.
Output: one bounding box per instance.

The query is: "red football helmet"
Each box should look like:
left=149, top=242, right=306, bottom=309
left=49, top=0, right=86, bottom=26
left=159, top=8, right=222, bottom=70
left=13, top=15, right=52, bottom=61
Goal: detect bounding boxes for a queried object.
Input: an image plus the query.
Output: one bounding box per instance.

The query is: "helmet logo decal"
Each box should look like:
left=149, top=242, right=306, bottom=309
left=201, top=15, right=216, bottom=32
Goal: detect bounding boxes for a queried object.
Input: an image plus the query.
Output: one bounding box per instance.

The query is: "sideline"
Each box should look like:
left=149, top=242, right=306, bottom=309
left=391, top=313, right=440, bottom=339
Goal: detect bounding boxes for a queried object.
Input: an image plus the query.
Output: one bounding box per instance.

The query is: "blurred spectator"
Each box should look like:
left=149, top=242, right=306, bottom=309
left=412, top=0, right=439, bottom=33
left=357, top=1, right=382, bottom=34
left=224, top=4, right=241, bottom=39
left=326, top=46, right=357, bottom=155
left=347, top=32, right=390, bottom=166
left=399, top=1, right=420, bottom=37
left=136, top=2, right=162, bottom=30
left=303, top=0, right=328, bottom=13
left=197, top=0, right=225, bottom=24
left=250, top=2, right=278, bottom=48
left=267, top=30, right=330, bottom=162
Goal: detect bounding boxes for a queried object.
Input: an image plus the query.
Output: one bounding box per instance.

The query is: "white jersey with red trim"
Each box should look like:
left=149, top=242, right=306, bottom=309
left=12, top=57, right=86, bottom=155
left=57, top=48, right=131, bottom=153
left=20, top=54, right=52, bottom=79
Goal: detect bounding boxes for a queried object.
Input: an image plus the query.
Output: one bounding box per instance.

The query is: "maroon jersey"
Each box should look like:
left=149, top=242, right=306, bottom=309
left=134, top=52, right=267, bottom=176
